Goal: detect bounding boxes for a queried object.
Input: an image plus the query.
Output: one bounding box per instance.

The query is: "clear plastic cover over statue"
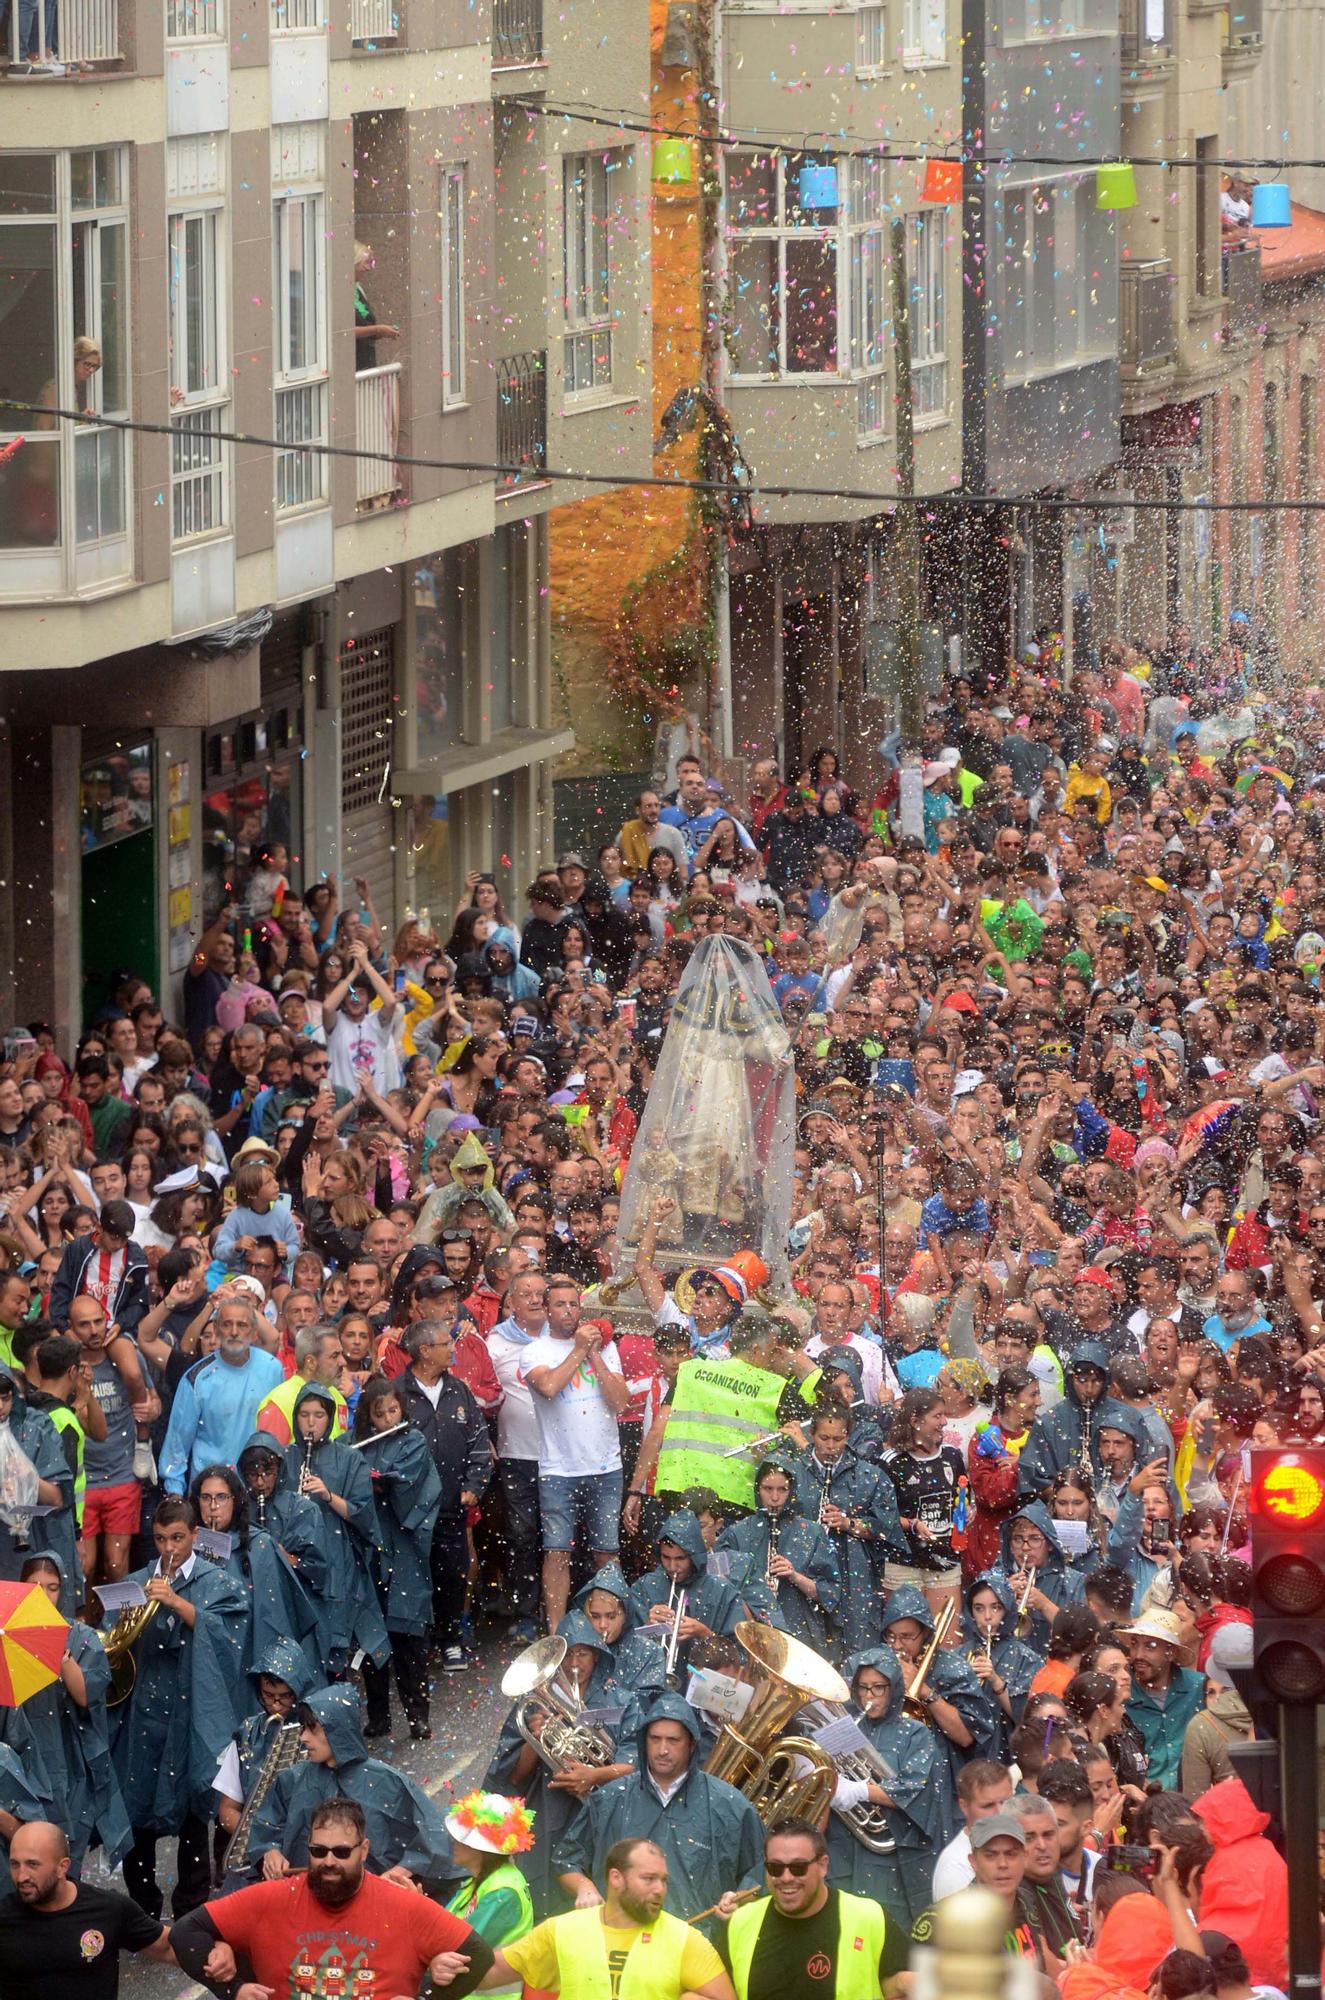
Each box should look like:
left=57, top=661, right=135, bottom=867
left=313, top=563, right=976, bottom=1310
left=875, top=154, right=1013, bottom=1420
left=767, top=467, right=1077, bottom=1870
left=615, top=934, right=796, bottom=1294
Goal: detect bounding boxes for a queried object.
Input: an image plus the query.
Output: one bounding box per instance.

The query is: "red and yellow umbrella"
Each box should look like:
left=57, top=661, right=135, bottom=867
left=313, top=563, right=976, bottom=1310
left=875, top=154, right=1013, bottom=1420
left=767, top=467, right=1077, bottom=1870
left=0, top=1579, right=69, bottom=1706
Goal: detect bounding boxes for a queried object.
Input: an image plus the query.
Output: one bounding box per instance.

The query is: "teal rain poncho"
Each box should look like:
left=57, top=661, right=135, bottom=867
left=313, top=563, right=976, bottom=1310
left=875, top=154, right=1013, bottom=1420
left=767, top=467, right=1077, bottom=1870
left=824, top=1644, right=941, bottom=1924
left=280, top=1385, right=389, bottom=1671
left=249, top=1682, right=454, bottom=1881
left=552, top=1689, right=764, bottom=1937
left=879, top=1584, right=998, bottom=1841
left=110, top=1543, right=249, bottom=1832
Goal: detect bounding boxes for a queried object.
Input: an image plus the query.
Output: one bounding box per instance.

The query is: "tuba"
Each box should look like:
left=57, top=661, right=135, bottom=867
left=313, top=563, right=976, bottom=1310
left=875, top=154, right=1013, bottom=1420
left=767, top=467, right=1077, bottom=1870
left=901, top=1595, right=958, bottom=1719
left=501, top=1637, right=616, bottom=1772
left=704, top=1621, right=847, bottom=1827
left=222, top=1717, right=307, bottom=1873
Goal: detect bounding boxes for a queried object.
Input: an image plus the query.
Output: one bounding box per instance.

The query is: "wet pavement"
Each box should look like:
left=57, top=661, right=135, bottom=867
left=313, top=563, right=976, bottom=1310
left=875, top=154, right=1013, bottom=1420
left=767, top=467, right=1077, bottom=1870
left=120, top=1628, right=518, bottom=2000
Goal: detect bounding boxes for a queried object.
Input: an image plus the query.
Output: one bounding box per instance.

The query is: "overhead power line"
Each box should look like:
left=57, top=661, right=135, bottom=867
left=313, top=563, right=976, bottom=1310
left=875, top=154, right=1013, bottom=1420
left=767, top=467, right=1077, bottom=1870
left=523, top=94, right=1321, bottom=178
left=5, top=398, right=1324, bottom=518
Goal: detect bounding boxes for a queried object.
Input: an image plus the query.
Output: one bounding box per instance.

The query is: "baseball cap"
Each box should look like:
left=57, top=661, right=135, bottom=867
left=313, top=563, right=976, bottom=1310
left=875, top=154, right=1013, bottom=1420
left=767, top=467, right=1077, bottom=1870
left=971, top=1815, right=1027, bottom=1850
left=1074, top=1266, right=1117, bottom=1290
left=941, top=992, right=979, bottom=1015
left=511, top=1016, right=539, bottom=1037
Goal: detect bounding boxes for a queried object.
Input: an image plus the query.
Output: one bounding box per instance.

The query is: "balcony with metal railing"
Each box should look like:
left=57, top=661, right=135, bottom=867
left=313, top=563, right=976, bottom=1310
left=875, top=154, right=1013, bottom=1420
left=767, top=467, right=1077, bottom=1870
left=355, top=363, right=403, bottom=509
left=1222, top=240, right=1262, bottom=338
left=1120, top=259, right=1176, bottom=376
left=1221, top=0, right=1263, bottom=73
left=496, top=351, right=548, bottom=494
left=1120, top=0, right=1172, bottom=77
left=350, top=0, right=396, bottom=43
left=492, top=0, right=545, bottom=87
left=3, top=0, right=119, bottom=70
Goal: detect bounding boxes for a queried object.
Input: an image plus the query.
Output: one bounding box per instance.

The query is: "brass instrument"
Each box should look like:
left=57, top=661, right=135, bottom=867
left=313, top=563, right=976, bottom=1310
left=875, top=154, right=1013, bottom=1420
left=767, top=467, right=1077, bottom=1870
left=704, top=1621, right=847, bottom=1826
left=222, top=1717, right=306, bottom=1873
left=501, top=1636, right=616, bottom=1771
left=901, top=1595, right=958, bottom=1719
left=799, top=1697, right=897, bottom=1853
left=1014, top=1567, right=1038, bottom=1637
left=663, top=1580, right=688, bottom=1682
left=98, top=1557, right=175, bottom=1707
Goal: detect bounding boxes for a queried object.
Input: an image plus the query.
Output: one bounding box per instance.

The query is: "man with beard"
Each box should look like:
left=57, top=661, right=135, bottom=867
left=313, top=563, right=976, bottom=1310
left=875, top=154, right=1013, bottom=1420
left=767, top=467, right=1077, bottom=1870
left=171, top=1798, right=493, bottom=1999
left=482, top=1837, right=734, bottom=2000
left=0, top=1822, right=172, bottom=2000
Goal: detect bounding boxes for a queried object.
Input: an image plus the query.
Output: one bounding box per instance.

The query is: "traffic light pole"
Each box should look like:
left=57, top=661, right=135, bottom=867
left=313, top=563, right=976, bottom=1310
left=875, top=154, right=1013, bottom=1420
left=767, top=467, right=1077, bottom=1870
left=1280, top=1701, right=1322, bottom=2000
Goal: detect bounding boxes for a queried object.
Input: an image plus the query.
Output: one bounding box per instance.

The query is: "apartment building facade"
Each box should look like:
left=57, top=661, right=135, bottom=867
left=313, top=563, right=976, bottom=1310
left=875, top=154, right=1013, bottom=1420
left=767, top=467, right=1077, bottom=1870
left=0, top=0, right=650, bottom=1037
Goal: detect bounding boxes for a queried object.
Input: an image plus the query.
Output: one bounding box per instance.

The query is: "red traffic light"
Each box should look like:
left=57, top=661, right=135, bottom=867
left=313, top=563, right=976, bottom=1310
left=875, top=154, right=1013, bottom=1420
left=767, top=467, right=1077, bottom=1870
left=1253, top=1459, right=1325, bottom=1527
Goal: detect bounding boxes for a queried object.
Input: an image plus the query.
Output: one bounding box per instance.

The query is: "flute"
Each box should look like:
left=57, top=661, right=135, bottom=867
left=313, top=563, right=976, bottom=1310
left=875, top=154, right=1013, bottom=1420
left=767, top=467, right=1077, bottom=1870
left=350, top=1423, right=410, bottom=1450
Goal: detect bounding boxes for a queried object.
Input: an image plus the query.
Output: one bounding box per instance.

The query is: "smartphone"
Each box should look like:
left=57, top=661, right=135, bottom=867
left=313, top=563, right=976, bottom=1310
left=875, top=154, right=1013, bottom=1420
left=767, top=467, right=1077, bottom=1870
left=618, top=998, right=637, bottom=1028
left=1105, top=1845, right=1159, bottom=1877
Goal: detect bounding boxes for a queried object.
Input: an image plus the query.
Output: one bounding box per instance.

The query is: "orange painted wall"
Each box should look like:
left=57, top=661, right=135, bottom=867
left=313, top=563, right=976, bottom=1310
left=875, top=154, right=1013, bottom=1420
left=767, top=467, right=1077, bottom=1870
left=547, top=0, right=704, bottom=640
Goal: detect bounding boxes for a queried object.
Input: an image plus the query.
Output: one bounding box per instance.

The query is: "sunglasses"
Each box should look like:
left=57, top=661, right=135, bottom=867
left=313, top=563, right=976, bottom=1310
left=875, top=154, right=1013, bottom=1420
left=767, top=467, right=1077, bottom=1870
left=301, top=1059, right=330, bottom=1071
left=307, top=1842, right=361, bottom=1861
left=766, top=1859, right=816, bottom=1878
left=425, top=976, right=450, bottom=987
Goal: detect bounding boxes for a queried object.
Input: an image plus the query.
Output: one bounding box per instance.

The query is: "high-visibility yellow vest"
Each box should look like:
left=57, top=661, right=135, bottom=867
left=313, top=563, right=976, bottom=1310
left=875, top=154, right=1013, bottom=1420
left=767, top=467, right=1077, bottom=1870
left=255, top=1373, right=348, bottom=1446
left=551, top=1906, right=691, bottom=2000
left=49, top=1405, right=86, bottom=1525
left=656, top=1356, right=788, bottom=1510
left=727, top=1891, right=887, bottom=2000
left=446, top=1860, right=533, bottom=1993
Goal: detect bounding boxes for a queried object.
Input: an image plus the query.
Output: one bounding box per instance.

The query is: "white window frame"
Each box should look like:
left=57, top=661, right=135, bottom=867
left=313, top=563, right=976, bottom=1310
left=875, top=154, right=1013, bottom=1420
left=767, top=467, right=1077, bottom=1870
left=441, top=163, right=467, bottom=408
left=999, top=174, right=1114, bottom=387
left=903, top=0, right=945, bottom=63
left=0, top=147, right=132, bottom=598
left=168, top=137, right=229, bottom=543
left=272, top=130, right=328, bottom=511
left=907, top=210, right=948, bottom=423
left=849, top=158, right=888, bottom=438
left=563, top=151, right=614, bottom=400
left=724, top=149, right=845, bottom=384
left=856, top=1, right=887, bottom=72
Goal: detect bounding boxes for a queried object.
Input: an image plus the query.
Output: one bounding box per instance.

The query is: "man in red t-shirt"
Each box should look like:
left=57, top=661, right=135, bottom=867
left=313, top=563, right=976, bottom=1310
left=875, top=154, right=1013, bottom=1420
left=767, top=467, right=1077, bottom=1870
left=170, top=1798, right=493, bottom=2000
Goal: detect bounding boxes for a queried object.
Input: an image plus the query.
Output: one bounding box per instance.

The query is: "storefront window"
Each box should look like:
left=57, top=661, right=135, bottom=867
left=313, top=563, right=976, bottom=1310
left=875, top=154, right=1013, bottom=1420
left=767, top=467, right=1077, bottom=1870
left=81, top=740, right=153, bottom=850
left=202, top=698, right=304, bottom=923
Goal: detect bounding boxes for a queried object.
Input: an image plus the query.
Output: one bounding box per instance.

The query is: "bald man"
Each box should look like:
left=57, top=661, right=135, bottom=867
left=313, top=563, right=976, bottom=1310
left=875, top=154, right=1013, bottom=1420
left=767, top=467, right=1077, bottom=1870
left=0, top=1821, right=173, bottom=1998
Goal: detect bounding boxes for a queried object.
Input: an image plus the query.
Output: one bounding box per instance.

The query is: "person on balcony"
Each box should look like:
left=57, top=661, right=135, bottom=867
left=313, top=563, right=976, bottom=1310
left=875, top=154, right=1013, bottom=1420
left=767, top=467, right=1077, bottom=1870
left=354, top=243, right=399, bottom=373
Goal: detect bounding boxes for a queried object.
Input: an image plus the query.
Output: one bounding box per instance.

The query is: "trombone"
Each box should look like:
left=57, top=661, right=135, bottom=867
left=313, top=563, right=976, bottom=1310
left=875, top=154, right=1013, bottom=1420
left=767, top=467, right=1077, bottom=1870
left=901, top=1596, right=957, bottom=1719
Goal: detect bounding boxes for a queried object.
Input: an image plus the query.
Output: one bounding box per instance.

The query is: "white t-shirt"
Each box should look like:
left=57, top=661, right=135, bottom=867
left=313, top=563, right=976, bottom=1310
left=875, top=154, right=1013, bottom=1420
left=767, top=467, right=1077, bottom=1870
left=805, top=1329, right=893, bottom=1407
left=489, top=1326, right=544, bottom=1461
left=518, top=1333, right=624, bottom=1476
left=326, top=1005, right=400, bottom=1097
left=932, top=1829, right=975, bottom=1899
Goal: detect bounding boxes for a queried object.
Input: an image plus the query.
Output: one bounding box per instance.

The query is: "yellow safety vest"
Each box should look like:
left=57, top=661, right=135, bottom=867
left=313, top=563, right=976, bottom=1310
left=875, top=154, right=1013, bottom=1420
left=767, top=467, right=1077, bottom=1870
left=255, top=1373, right=348, bottom=1446
left=727, top=1891, right=887, bottom=2000
left=551, top=1906, right=691, bottom=2000
left=656, top=1356, right=788, bottom=1510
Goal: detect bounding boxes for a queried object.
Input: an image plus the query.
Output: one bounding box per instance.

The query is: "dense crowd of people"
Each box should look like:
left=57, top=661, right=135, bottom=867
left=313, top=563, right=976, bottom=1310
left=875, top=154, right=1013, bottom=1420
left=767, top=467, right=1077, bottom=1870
left=0, top=619, right=1315, bottom=2000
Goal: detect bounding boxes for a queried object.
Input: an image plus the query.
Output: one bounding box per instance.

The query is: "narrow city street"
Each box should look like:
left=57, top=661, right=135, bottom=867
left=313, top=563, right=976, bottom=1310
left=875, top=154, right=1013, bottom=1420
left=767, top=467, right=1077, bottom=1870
left=120, top=1633, right=515, bottom=2000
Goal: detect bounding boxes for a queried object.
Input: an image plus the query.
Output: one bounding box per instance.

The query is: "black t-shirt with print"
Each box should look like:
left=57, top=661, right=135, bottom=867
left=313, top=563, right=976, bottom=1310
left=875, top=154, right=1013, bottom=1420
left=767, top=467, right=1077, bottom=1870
left=719, top=1887, right=909, bottom=2000
left=911, top=1890, right=1042, bottom=1960
left=0, top=1883, right=163, bottom=2000
left=883, top=1445, right=967, bottom=1569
